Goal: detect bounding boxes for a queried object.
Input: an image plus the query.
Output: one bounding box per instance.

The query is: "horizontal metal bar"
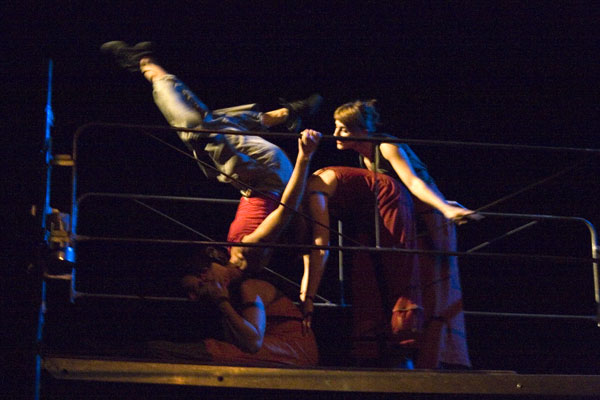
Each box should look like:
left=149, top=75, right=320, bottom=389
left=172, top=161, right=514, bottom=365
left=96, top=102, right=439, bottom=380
left=71, top=291, right=190, bottom=302
left=480, top=211, right=594, bottom=223
left=69, top=291, right=594, bottom=320
left=74, top=121, right=600, bottom=154
left=479, top=211, right=599, bottom=311
left=464, top=311, right=597, bottom=321
left=70, top=290, right=342, bottom=307
left=77, top=192, right=240, bottom=205
left=73, top=234, right=598, bottom=265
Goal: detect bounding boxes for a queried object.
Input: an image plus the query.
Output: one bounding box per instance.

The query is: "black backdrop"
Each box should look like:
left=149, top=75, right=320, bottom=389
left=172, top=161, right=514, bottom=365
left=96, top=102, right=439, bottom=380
left=4, top=2, right=600, bottom=398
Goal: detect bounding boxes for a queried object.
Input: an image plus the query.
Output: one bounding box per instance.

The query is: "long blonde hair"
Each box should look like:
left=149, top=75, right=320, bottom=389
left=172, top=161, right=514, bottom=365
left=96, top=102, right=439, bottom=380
left=333, top=99, right=380, bottom=133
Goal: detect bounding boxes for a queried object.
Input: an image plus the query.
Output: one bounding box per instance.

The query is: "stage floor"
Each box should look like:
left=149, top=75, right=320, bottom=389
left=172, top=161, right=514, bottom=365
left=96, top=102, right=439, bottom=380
left=42, top=355, right=600, bottom=398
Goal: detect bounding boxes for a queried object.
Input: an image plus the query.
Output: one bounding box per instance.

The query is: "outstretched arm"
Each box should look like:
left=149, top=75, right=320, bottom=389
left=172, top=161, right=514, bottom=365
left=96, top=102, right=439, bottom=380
left=243, top=129, right=321, bottom=243
left=229, top=129, right=321, bottom=270
left=380, top=143, right=481, bottom=224
left=300, top=169, right=337, bottom=329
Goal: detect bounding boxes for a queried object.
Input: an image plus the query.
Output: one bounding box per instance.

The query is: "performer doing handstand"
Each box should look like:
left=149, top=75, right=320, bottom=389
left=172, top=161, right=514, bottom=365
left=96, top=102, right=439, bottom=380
left=101, top=41, right=322, bottom=270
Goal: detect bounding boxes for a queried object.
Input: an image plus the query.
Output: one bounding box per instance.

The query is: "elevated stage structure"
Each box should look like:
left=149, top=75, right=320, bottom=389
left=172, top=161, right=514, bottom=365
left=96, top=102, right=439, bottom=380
left=35, top=120, right=600, bottom=399
left=41, top=355, right=600, bottom=398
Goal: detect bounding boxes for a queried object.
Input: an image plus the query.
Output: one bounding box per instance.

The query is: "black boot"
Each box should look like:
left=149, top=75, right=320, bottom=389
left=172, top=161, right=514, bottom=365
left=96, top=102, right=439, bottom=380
left=100, top=41, right=154, bottom=72
left=280, top=94, right=323, bottom=133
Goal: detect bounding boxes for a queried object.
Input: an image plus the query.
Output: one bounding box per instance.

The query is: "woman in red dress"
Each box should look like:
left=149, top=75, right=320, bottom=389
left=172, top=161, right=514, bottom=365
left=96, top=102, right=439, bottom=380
left=301, top=100, right=480, bottom=368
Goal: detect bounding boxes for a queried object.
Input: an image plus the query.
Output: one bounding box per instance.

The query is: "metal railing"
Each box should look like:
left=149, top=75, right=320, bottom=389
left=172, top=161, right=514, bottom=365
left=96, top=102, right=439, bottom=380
left=44, top=121, right=599, bottom=324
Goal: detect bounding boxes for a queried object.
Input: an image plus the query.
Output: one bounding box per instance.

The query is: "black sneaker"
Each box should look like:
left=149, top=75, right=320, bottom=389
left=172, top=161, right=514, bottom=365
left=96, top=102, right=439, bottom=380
left=280, top=94, right=323, bottom=133
left=100, top=41, right=154, bottom=72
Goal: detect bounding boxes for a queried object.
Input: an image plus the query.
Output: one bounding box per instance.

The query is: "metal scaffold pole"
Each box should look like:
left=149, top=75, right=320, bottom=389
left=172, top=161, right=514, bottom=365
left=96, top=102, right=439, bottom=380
left=35, top=58, right=53, bottom=400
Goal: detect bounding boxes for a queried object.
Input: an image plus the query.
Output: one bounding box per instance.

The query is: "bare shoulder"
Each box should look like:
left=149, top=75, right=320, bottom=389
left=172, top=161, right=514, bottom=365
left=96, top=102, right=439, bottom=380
left=308, top=169, right=337, bottom=193
left=239, top=279, right=278, bottom=304
left=311, top=168, right=336, bottom=179
left=380, top=142, right=404, bottom=158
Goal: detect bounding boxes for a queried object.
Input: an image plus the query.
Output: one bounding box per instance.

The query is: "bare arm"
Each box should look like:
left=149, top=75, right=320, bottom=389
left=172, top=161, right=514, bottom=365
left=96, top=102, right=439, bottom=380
left=243, top=129, right=321, bottom=243
left=380, top=143, right=480, bottom=223
left=300, top=169, right=337, bottom=328
left=230, top=130, right=321, bottom=270
left=213, top=279, right=277, bottom=353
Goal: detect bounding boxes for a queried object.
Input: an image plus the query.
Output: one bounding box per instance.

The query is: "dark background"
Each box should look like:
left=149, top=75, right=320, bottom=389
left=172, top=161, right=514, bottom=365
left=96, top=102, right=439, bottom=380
left=3, top=1, right=600, bottom=398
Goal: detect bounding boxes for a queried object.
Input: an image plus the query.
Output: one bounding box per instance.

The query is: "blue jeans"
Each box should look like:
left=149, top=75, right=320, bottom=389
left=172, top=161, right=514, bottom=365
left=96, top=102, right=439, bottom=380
left=151, top=74, right=293, bottom=195
left=152, top=74, right=263, bottom=132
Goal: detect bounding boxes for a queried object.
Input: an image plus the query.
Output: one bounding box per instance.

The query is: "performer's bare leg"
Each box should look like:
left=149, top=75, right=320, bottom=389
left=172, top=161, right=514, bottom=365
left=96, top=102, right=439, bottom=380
left=261, top=108, right=290, bottom=127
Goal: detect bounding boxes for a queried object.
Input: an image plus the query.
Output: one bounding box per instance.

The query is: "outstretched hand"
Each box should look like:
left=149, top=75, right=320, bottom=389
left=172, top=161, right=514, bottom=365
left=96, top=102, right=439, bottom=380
left=444, top=203, right=484, bottom=225
left=298, top=129, right=322, bottom=160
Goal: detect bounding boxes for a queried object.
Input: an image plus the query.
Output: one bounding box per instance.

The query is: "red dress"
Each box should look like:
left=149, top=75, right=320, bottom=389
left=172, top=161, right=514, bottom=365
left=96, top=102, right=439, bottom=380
left=146, top=291, right=318, bottom=367
left=359, top=140, right=472, bottom=368
left=204, top=293, right=319, bottom=366
left=227, top=194, right=279, bottom=243
left=322, top=166, right=421, bottom=364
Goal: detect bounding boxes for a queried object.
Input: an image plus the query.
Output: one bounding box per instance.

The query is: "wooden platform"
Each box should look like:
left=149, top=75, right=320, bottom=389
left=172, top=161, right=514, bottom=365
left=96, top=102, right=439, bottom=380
left=42, top=356, right=600, bottom=398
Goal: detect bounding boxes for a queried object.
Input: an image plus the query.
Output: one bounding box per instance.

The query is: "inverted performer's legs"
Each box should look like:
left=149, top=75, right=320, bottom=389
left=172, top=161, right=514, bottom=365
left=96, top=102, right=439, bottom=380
left=142, top=59, right=290, bottom=131
left=152, top=74, right=209, bottom=129
left=103, top=46, right=316, bottom=132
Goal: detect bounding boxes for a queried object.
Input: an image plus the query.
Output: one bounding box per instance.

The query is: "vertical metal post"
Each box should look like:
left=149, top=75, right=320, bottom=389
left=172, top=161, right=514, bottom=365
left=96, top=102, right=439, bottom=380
left=337, top=220, right=345, bottom=306
left=41, top=59, right=54, bottom=232
left=594, top=242, right=599, bottom=327
left=586, top=221, right=600, bottom=327
left=35, top=57, right=53, bottom=400
left=34, top=281, right=46, bottom=400
left=70, top=138, right=78, bottom=237
left=373, top=141, right=381, bottom=248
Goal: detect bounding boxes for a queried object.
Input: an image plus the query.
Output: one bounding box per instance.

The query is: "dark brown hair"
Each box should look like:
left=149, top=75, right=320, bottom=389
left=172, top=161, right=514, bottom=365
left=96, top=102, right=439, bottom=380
left=333, top=99, right=380, bottom=132
left=182, top=246, right=229, bottom=275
